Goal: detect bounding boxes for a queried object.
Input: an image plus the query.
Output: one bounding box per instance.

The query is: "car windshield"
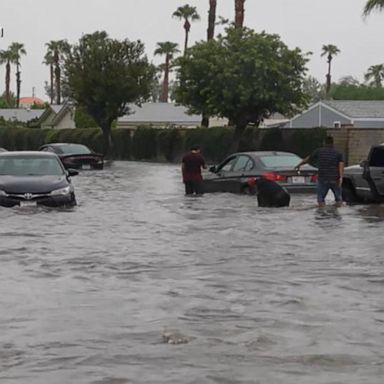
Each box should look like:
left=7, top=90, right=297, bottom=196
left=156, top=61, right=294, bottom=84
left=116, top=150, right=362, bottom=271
left=259, top=154, right=302, bottom=168
left=0, top=156, right=64, bottom=176
left=56, top=144, right=92, bottom=155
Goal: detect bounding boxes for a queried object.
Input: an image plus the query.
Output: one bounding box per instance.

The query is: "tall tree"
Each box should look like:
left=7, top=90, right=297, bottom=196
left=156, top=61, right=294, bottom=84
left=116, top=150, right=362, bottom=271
left=234, top=0, right=246, bottom=28
left=364, top=64, right=384, bottom=87
left=64, top=31, right=155, bottom=154
left=175, top=27, right=308, bottom=150
left=154, top=42, right=180, bottom=103
left=363, top=0, right=384, bottom=15
left=9, top=42, right=26, bottom=108
left=45, top=40, right=70, bottom=105
left=321, top=44, right=340, bottom=97
left=207, top=0, right=217, bottom=40
left=43, top=51, right=55, bottom=104
left=0, top=49, right=16, bottom=106
left=172, top=4, right=200, bottom=54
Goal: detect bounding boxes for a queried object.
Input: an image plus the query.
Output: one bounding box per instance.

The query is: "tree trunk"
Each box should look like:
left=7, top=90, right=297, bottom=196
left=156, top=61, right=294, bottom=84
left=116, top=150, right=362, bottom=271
left=54, top=50, right=61, bottom=105
left=5, top=61, right=11, bottom=105
left=160, top=54, right=170, bottom=102
left=183, top=19, right=191, bottom=54
left=231, top=120, right=247, bottom=152
left=235, top=0, right=245, bottom=28
left=201, top=114, right=209, bottom=127
left=16, top=64, right=21, bottom=109
left=50, top=64, right=54, bottom=104
left=101, top=125, right=113, bottom=157
left=207, top=0, right=217, bottom=40
left=326, top=58, right=332, bottom=97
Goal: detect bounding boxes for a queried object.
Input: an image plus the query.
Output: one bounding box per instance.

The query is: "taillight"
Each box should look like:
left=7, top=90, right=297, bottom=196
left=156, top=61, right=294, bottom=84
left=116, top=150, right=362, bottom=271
left=247, top=177, right=257, bottom=186
left=262, top=172, right=287, bottom=182
left=310, top=174, right=318, bottom=183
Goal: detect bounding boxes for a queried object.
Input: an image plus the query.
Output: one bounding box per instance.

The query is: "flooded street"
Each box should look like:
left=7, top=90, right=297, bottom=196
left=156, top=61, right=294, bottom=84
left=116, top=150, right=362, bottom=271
left=1, top=161, right=384, bottom=384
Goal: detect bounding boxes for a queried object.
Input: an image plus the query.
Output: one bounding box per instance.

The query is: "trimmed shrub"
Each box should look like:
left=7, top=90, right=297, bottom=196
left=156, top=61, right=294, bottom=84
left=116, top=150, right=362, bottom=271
left=132, top=127, right=158, bottom=160
left=112, top=129, right=132, bottom=159
left=157, top=129, right=183, bottom=162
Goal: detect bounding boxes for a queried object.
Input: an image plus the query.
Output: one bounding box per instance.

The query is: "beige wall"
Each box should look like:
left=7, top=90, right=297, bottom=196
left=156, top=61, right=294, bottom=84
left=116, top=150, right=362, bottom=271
left=328, top=125, right=384, bottom=165
left=54, top=112, right=76, bottom=129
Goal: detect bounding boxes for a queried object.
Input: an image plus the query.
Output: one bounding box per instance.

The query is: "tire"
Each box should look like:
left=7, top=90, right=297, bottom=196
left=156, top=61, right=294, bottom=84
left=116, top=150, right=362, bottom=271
left=342, top=183, right=358, bottom=204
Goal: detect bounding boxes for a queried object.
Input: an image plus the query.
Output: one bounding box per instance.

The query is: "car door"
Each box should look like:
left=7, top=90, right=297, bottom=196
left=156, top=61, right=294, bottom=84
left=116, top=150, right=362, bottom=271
left=365, top=146, right=384, bottom=197
left=229, top=155, right=256, bottom=193
left=203, top=156, right=238, bottom=193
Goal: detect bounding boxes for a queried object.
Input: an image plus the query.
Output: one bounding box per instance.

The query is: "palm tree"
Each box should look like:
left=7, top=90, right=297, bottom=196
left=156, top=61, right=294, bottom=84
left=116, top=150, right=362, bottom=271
left=321, top=44, right=340, bottom=96
left=172, top=4, right=200, bottom=54
left=9, top=42, right=26, bottom=108
left=207, top=0, right=217, bottom=40
left=43, top=51, right=55, bottom=104
left=364, top=64, right=384, bottom=87
left=45, top=40, right=70, bottom=105
left=154, top=42, right=180, bottom=103
left=363, top=0, right=384, bottom=16
left=0, top=49, right=16, bottom=106
left=235, top=0, right=246, bottom=28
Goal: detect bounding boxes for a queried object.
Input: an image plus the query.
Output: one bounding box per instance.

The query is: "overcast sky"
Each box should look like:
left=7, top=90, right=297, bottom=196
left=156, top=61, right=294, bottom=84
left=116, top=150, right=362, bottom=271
left=0, top=0, right=382, bottom=100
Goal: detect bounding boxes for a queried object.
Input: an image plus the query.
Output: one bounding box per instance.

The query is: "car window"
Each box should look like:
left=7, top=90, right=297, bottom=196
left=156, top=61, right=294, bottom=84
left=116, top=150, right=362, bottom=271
left=0, top=157, right=64, bottom=176
left=259, top=154, right=301, bottom=168
left=369, top=147, right=384, bottom=167
left=232, top=155, right=253, bottom=172
left=59, top=144, right=92, bottom=155
left=219, top=157, right=238, bottom=172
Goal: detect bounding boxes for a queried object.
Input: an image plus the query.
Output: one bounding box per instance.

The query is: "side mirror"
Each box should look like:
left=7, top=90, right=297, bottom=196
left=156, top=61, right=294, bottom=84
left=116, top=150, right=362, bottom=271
left=67, top=168, right=79, bottom=177
left=209, top=165, right=217, bottom=173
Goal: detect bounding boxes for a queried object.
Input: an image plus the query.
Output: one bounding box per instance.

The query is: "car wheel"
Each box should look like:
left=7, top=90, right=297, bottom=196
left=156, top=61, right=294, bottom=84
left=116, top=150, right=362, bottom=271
left=342, top=184, right=358, bottom=205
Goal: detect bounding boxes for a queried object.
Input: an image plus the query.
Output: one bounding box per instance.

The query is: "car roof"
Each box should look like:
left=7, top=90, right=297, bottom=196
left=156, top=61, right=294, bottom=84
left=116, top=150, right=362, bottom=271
left=0, top=151, right=58, bottom=158
left=230, top=151, right=299, bottom=157
left=42, top=143, right=87, bottom=147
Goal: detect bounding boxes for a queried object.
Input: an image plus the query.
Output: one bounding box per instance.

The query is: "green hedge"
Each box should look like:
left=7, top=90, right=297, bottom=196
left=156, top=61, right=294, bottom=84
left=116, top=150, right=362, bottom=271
left=0, top=125, right=327, bottom=162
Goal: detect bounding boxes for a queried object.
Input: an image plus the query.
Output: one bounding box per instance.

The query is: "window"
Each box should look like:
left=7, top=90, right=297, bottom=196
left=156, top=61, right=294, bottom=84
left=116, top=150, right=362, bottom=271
left=369, top=147, right=384, bottom=167
left=259, top=154, right=301, bottom=168
left=232, top=155, right=253, bottom=172
left=220, top=157, right=238, bottom=172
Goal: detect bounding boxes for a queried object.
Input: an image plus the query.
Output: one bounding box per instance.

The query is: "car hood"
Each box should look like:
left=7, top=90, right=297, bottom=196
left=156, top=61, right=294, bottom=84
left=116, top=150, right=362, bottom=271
left=0, top=175, right=69, bottom=194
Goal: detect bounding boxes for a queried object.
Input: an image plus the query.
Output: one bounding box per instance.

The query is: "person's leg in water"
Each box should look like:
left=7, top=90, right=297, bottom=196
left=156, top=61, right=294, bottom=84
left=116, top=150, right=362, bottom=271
left=317, top=180, right=330, bottom=207
left=185, top=181, right=194, bottom=195
left=330, top=182, right=343, bottom=207
left=192, top=180, right=204, bottom=196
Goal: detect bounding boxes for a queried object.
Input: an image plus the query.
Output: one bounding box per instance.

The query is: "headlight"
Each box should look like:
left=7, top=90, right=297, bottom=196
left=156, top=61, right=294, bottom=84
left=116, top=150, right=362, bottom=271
left=50, top=186, right=72, bottom=196
left=0, top=189, right=7, bottom=196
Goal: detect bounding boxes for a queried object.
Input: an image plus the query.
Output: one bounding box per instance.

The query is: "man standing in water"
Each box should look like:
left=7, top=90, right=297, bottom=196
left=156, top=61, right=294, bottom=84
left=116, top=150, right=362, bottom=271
left=295, top=136, right=344, bottom=207
left=181, top=145, right=207, bottom=195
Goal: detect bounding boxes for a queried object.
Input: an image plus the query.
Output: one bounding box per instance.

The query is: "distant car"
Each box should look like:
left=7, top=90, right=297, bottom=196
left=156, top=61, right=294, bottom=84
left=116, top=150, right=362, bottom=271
left=342, top=143, right=384, bottom=204
left=0, top=148, right=7, bottom=152
left=39, top=143, right=104, bottom=170
left=0, top=151, right=77, bottom=208
left=203, top=151, right=318, bottom=194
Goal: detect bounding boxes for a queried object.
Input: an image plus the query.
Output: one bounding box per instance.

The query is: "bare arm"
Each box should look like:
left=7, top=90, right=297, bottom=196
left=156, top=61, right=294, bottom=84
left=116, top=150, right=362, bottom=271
left=295, top=155, right=310, bottom=170
left=338, top=161, right=344, bottom=186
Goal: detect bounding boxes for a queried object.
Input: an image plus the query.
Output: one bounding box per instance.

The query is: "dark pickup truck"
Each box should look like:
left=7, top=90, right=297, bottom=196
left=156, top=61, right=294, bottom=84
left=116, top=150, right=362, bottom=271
left=343, top=143, right=384, bottom=203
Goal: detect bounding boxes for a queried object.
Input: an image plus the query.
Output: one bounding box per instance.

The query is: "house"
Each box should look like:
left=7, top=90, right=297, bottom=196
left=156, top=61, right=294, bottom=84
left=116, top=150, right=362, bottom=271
left=0, top=108, right=44, bottom=123
left=285, top=100, right=384, bottom=129
left=19, top=97, right=45, bottom=108
left=117, top=102, right=228, bottom=128
left=38, top=103, right=76, bottom=129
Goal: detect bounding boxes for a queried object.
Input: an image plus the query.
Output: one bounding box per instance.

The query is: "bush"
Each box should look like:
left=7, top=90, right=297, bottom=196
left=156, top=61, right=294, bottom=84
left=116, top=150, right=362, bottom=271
left=132, top=127, right=157, bottom=160
left=112, top=129, right=132, bottom=159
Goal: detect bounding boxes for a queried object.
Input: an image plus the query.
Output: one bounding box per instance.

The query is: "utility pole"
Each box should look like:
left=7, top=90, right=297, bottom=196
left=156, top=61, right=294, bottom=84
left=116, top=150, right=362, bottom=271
left=0, top=27, right=4, bottom=38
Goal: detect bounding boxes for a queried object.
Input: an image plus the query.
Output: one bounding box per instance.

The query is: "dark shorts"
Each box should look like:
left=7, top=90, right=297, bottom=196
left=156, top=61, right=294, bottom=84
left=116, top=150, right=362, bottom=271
left=317, top=180, right=342, bottom=203
left=184, top=180, right=203, bottom=195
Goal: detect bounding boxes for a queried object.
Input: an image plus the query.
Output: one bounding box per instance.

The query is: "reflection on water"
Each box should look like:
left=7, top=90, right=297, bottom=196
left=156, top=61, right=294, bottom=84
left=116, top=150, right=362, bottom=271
left=1, top=161, right=384, bottom=384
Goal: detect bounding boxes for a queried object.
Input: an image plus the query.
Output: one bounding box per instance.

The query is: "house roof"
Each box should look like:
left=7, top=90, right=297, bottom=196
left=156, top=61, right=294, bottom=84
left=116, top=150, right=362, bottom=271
left=118, top=103, right=201, bottom=125
left=0, top=108, right=44, bottom=123
left=19, top=97, right=45, bottom=106
left=322, top=100, right=384, bottom=119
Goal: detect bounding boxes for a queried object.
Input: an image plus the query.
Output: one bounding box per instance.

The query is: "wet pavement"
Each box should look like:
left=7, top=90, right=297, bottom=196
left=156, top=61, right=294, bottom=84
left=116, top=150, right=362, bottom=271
left=1, top=161, right=384, bottom=383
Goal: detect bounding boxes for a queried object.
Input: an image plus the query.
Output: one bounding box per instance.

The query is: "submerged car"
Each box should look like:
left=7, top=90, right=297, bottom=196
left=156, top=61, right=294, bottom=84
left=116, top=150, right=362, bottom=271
left=39, top=143, right=104, bottom=170
left=0, top=147, right=7, bottom=152
left=343, top=143, right=384, bottom=204
left=203, top=151, right=318, bottom=194
left=0, top=151, right=78, bottom=208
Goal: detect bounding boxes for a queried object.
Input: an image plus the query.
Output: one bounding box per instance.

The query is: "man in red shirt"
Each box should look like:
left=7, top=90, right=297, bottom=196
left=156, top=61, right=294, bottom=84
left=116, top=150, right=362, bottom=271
left=181, top=145, right=207, bottom=195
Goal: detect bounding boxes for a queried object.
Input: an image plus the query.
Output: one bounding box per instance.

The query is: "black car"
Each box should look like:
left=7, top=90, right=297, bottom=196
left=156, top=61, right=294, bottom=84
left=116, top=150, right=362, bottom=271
left=343, top=144, right=384, bottom=203
left=0, top=151, right=78, bottom=208
left=203, top=151, right=318, bottom=194
left=39, top=143, right=104, bottom=170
